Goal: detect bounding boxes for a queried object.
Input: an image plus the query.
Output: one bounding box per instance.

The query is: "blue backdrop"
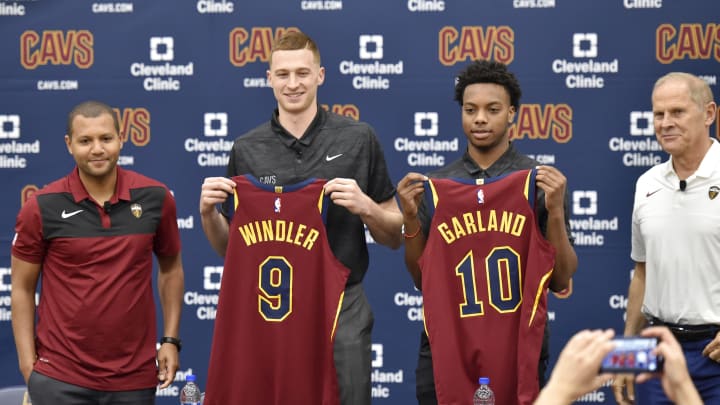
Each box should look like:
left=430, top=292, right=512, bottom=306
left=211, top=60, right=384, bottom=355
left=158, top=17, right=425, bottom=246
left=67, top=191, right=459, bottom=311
left=1, top=1, right=718, bottom=403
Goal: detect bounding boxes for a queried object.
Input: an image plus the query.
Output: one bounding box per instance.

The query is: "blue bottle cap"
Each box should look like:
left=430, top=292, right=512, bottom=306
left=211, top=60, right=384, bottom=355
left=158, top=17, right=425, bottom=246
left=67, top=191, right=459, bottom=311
left=186, top=374, right=196, bottom=382
left=479, top=377, right=490, bottom=385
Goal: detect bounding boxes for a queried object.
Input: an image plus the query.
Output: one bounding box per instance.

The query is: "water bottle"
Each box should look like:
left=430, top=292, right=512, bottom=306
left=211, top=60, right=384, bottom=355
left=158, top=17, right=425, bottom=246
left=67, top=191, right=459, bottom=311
left=180, top=374, right=202, bottom=405
left=473, top=376, right=495, bottom=405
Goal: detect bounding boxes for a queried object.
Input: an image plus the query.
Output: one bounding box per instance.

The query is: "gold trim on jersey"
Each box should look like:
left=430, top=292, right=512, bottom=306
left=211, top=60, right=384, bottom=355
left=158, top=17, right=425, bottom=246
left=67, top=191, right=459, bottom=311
left=523, top=170, right=532, bottom=201
left=331, top=291, right=345, bottom=339
left=529, top=268, right=554, bottom=326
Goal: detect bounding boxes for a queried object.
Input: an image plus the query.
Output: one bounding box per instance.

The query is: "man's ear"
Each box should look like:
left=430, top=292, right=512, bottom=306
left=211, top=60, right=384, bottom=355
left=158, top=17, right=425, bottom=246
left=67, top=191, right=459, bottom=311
left=65, top=134, right=72, bottom=154
left=318, top=66, right=325, bottom=86
left=705, top=101, right=717, bottom=129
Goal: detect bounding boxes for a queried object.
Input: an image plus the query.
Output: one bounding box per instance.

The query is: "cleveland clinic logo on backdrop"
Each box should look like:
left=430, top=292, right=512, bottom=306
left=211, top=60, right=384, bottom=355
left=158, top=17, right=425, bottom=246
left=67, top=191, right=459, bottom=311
left=0, top=114, right=40, bottom=169
left=0, top=0, right=30, bottom=15
left=624, top=0, right=661, bottom=8
left=407, top=0, right=445, bottom=12
left=393, top=112, right=458, bottom=167
left=183, top=266, right=221, bottom=321
left=172, top=190, right=195, bottom=232
left=569, top=190, right=619, bottom=247
left=0, top=265, right=10, bottom=322
left=129, top=36, right=195, bottom=91
left=394, top=290, right=423, bottom=322
left=551, top=33, right=619, bottom=89
left=338, top=35, right=404, bottom=90
left=371, top=343, right=405, bottom=400
left=608, top=110, right=664, bottom=167
left=185, top=112, right=233, bottom=167
left=196, top=0, right=234, bottom=13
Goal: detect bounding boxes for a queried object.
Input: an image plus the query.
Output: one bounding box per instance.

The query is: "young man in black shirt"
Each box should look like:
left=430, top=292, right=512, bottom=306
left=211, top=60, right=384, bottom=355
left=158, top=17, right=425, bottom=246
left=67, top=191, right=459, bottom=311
left=199, top=31, right=403, bottom=405
left=397, top=60, right=577, bottom=404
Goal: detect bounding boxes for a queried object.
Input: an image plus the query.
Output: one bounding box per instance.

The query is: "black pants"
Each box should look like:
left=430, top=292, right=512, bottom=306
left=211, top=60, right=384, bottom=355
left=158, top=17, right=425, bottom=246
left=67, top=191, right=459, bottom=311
left=28, top=371, right=155, bottom=405
left=333, top=283, right=374, bottom=405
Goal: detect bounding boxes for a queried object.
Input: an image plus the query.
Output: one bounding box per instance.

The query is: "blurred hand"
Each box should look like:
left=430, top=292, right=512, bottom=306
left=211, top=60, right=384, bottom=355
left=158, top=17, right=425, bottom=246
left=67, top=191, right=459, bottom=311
left=323, top=178, right=373, bottom=216
left=199, top=177, right=236, bottom=216
left=535, top=165, right=567, bottom=214
left=636, top=326, right=702, bottom=404
left=396, top=172, right=427, bottom=220
left=701, top=329, right=720, bottom=361
left=612, top=372, right=637, bottom=405
left=157, top=343, right=179, bottom=389
left=547, top=329, right=615, bottom=401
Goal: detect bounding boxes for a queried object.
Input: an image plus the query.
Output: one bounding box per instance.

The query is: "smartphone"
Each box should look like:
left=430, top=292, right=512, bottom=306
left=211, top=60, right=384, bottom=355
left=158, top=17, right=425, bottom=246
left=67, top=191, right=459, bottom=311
left=600, top=337, right=663, bottom=373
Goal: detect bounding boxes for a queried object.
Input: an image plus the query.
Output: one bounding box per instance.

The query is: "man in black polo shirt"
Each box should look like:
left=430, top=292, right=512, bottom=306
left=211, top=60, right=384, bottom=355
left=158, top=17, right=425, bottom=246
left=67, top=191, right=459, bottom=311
left=396, top=60, right=577, bottom=404
left=199, top=31, right=403, bottom=405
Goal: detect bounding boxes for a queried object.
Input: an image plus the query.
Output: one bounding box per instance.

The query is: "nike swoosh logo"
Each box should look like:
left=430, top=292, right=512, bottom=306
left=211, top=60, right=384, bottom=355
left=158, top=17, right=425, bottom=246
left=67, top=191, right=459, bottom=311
left=61, top=209, right=84, bottom=219
left=646, top=189, right=662, bottom=198
left=325, top=153, right=343, bottom=162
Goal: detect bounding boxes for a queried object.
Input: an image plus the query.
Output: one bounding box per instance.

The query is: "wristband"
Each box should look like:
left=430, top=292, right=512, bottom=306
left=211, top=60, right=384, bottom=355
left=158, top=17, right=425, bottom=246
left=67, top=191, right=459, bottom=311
left=402, top=220, right=422, bottom=239
left=160, top=336, right=182, bottom=352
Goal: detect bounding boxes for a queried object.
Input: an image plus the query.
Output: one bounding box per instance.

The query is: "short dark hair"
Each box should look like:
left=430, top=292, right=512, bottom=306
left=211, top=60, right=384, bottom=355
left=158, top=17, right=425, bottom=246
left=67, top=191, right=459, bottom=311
left=67, top=100, right=120, bottom=138
left=454, top=60, right=522, bottom=109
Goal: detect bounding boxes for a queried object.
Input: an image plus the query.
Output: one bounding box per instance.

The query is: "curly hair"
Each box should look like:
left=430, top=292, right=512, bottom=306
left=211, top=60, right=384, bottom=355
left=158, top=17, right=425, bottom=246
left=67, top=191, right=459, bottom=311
left=454, top=60, right=522, bottom=109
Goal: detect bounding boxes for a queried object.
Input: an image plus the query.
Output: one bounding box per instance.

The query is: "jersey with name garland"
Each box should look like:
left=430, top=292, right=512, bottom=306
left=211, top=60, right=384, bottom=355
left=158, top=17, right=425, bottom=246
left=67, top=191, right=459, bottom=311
left=420, top=169, right=555, bottom=405
left=204, top=175, right=348, bottom=405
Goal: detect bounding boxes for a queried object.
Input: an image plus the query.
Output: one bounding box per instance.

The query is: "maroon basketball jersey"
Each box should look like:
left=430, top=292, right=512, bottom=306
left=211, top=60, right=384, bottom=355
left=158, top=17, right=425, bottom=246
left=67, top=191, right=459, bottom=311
left=204, top=176, right=349, bottom=405
left=419, top=169, right=555, bottom=405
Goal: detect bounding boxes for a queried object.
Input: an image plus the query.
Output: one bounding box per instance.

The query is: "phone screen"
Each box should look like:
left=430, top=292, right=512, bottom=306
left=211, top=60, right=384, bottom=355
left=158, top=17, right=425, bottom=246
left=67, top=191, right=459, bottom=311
left=600, top=337, right=663, bottom=373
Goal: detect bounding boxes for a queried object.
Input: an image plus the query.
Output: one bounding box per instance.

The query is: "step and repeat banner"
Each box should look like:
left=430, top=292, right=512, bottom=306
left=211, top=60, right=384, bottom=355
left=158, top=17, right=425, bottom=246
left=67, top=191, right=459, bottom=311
left=1, top=1, right=718, bottom=403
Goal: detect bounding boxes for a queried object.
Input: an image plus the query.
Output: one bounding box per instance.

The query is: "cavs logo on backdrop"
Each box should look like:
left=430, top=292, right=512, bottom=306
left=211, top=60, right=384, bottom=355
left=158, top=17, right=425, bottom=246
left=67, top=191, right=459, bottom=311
left=508, top=104, right=573, bottom=143
left=114, top=107, right=150, bottom=147
left=656, top=23, right=720, bottom=64
left=321, top=104, right=360, bottom=121
left=229, top=26, right=299, bottom=67
left=20, top=30, right=94, bottom=69
left=438, top=26, right=514, bottom=66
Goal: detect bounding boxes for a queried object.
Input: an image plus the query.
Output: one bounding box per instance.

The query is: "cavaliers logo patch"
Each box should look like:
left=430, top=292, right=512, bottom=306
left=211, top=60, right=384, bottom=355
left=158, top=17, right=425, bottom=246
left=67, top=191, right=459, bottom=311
left=709, top=186, right=720, bottom=200
left=131, top=203, right=143, bottom=218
